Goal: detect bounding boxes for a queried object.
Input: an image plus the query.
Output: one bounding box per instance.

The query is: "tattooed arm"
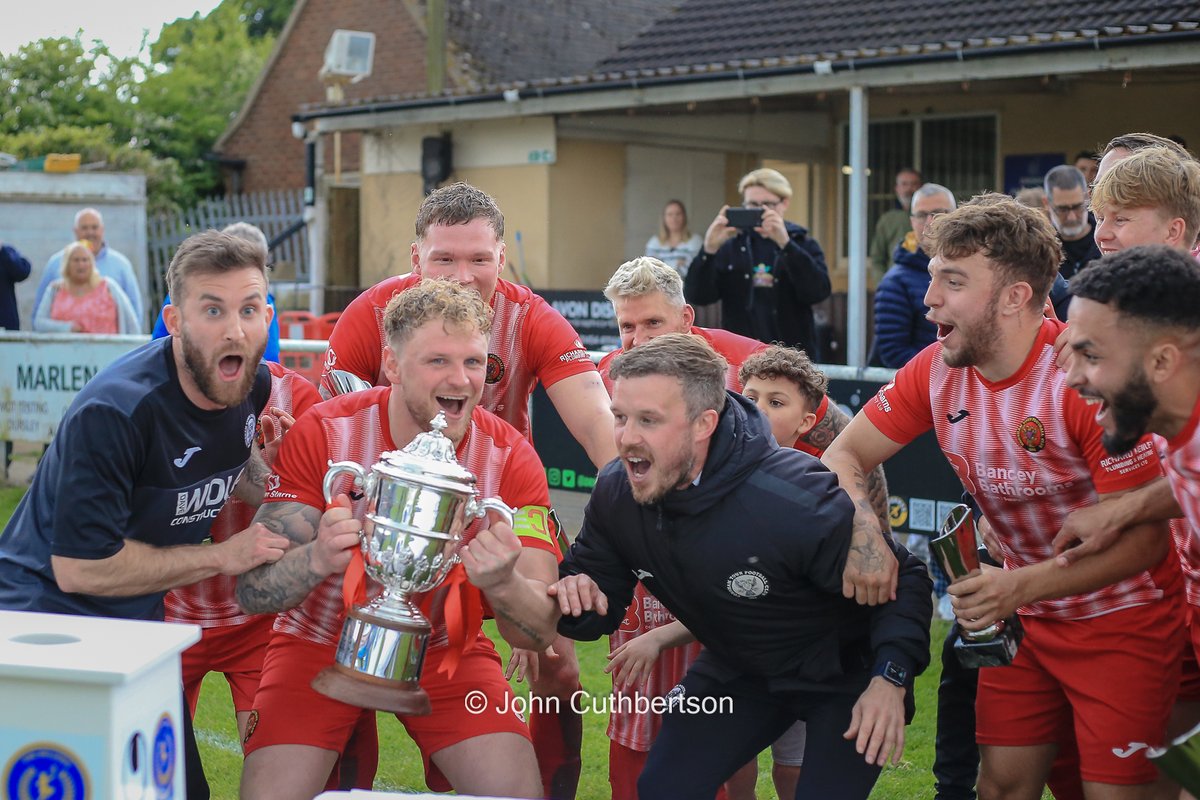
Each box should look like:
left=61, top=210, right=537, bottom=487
left=821, top=411, right=907, bottom=606
left=800, top=400, right=893, bottom=534
left=235, top=496, right=362, bottom=614
left=232, top=446, right=271, bottom=506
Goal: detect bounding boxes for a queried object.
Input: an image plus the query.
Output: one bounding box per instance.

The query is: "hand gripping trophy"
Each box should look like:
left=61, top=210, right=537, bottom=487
left=930, top=504, right=1023, bottom=668
left=311, top=412, right=513, bottom=714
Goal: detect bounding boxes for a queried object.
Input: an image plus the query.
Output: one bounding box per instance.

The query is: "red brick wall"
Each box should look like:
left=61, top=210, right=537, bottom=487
left=219, top=0, right=429, bottom=192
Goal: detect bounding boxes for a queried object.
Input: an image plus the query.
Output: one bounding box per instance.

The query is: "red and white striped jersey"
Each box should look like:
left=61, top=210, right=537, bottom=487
left=606, top=586, right=702, bottom=751
left=866, top=317, right=1174, bottom=620
left=165, top=363, right=321, bottom=627
left=598, top=325, right=767, bottom=394
left=1156, top=396, right=1200, bottom=607
left=320, top=274, right=596, bottom=440
left=263, top=386, right=555, bottom=647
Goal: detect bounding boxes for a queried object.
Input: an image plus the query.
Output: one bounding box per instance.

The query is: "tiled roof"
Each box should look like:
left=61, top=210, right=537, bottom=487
left=448, top=0, right=680, bottom=89
left=298, top=0, right=1200, bottom=114
left=597, top=0, right=1200, bottom=72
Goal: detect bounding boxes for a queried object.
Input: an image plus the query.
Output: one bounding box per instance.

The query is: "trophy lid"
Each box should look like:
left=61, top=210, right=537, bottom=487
left=374, top=412, right=477, bottom=491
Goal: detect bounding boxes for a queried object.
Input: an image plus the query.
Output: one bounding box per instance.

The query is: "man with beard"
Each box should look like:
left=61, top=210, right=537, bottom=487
left=0, top=229, right=288, bottom=798
left=465, top=333, right=933, bottom=799
left=1065, top=248, right=1200, bottom=787
left=1052, top=145, right=1200, bottom=564
left=822, top=195, right=1182, bottom=798
left=596, top=256, right=894, bottom=799
left=1043, top=166, right=1101, bottom=282
left=236, top=280, right=559, bottom=800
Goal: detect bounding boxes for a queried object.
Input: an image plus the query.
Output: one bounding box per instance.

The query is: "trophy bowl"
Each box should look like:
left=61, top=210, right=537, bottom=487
left=311, top=412, right=513, bottom=714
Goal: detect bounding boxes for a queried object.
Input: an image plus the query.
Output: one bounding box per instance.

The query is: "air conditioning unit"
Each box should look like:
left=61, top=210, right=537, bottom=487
left=320, top=30, right=376, bottom=83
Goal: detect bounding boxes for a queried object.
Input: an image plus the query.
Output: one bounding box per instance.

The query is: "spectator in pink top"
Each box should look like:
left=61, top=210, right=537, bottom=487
left=33, top=240, right=139, bottom=334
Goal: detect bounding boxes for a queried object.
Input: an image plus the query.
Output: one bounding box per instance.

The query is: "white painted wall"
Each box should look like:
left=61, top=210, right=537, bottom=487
left=0, top=172, right=147, bottom=330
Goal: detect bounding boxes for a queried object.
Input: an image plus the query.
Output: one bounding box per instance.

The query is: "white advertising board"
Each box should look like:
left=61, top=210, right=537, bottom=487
left=0, top=332, right=148, bottom=443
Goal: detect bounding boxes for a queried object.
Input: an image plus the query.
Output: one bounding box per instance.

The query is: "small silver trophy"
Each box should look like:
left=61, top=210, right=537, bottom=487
left=930, top=504, right=1023, bottom=668
left=311, top=412, right=513, bottom=714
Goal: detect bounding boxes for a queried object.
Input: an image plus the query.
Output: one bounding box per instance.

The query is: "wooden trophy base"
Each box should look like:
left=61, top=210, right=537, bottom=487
left=311, top=663, right=432, bottom=715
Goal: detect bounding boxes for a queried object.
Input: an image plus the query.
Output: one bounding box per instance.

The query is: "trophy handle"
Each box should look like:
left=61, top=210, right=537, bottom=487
left=324, top=460, right=369, bottom=505
left=468, top=497, right=515, bottom=528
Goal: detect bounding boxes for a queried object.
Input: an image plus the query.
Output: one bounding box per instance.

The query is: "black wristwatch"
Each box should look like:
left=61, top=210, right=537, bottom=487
left=874, top=661, right=909, bottom=687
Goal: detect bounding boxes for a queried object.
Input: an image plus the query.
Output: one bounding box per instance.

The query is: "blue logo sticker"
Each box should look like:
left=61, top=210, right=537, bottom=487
left=5, top=743, right=90, bottom=800
left=153, top=714, right=176, bottom=799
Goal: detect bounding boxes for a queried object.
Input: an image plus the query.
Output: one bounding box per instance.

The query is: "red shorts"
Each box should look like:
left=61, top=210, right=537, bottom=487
left=1181, top=604, right=1200, bottom=703
left=181, top=615, right=274, bottom=715
left=977, top=597, right=1183, bottom=785
left=245, top=630, right=529, bottom=792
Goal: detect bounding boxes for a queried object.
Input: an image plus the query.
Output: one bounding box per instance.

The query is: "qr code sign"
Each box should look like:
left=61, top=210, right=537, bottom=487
left=909, top=498, right=936, bottom=532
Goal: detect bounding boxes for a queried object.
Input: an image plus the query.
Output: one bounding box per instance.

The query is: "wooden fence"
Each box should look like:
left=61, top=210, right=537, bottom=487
left=146, top=190, right=310, bottom=308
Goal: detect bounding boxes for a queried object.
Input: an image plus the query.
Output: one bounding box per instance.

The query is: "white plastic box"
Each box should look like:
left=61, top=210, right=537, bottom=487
left=0, top=610, right=199, bottom=799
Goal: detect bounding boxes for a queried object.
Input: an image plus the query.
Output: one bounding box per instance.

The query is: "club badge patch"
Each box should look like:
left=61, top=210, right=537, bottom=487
left=726, top=570, right=769, bottom=599
left=244, top=414, right=256, bottom=448
left=5, top=743, right=89, bottom=800
left=1017, top=416, right=1046, bottom=453
left=486, top=354, right=505, bottom=385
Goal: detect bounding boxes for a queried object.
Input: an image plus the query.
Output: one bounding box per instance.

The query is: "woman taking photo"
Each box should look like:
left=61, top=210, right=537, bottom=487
left=33, top=240, right=139, bottom=334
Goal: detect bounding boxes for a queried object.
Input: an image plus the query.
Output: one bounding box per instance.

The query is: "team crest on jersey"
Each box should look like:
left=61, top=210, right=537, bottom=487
left=5, top=744, right=89, bottom=800
left=726, top=570, right=769, bottom=599
left=1016, top=416, right=1047, bottom=453
left=486, top=353, right=506, bottom=384
left=244, top=414, right=256, bottom=448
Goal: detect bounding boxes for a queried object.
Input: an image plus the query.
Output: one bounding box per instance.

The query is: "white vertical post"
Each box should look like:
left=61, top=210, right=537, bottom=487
left=847, top=86, right=868, bottom=368
left=307, top=133, right=326, bottom=315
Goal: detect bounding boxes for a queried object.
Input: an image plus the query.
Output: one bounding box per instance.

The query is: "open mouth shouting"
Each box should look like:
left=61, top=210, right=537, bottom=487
left=218, top=353, right=246, bottom=383
left=623, top=453, right=652, bottom=484
left=436, top=394, right=468, bottom=417
left=1079, top=392, right=1110, bottom=427
left=935, top=322, right=955, bottom=343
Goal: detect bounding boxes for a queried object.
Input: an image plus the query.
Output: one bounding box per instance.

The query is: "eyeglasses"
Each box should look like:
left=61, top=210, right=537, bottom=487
left=744, top=200, right=781, bottom=210
left=910, top=210, right=952, bottom=221
left=1052, top=203, right=1087, bottom=216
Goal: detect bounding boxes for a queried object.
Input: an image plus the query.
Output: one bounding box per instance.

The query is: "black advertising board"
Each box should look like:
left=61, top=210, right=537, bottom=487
left=531, top=364, right=963, bottom=538
left=539, top=290, right=620, bottom=352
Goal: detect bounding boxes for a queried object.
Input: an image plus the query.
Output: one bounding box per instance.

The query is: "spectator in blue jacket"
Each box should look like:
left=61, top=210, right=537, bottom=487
left=871, top=183, right=956, bottom=368
left=1, top=241, right=31, bottom=331
left=151, top=222, right=280, bottom=363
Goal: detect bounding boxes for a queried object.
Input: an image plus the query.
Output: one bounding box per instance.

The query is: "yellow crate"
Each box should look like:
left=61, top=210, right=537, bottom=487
left=44, top=153, right=82, bottom=173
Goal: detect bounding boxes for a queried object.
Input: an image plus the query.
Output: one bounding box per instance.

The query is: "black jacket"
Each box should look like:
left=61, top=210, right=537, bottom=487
left=558, top=393, right=932, bottom=694
left=684, top=222, right=831, bottom=359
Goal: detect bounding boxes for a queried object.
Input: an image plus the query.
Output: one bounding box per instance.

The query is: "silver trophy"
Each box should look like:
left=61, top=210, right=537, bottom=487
left=311, top=411, right=513, bottom=714
left=930, top=504, right=1023, bottom=668
left=320, top=369, right=373, bottom=400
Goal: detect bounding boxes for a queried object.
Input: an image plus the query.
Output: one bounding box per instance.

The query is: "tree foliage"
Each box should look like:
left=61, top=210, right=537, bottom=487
left=0, top=0, right=297, bottom=213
